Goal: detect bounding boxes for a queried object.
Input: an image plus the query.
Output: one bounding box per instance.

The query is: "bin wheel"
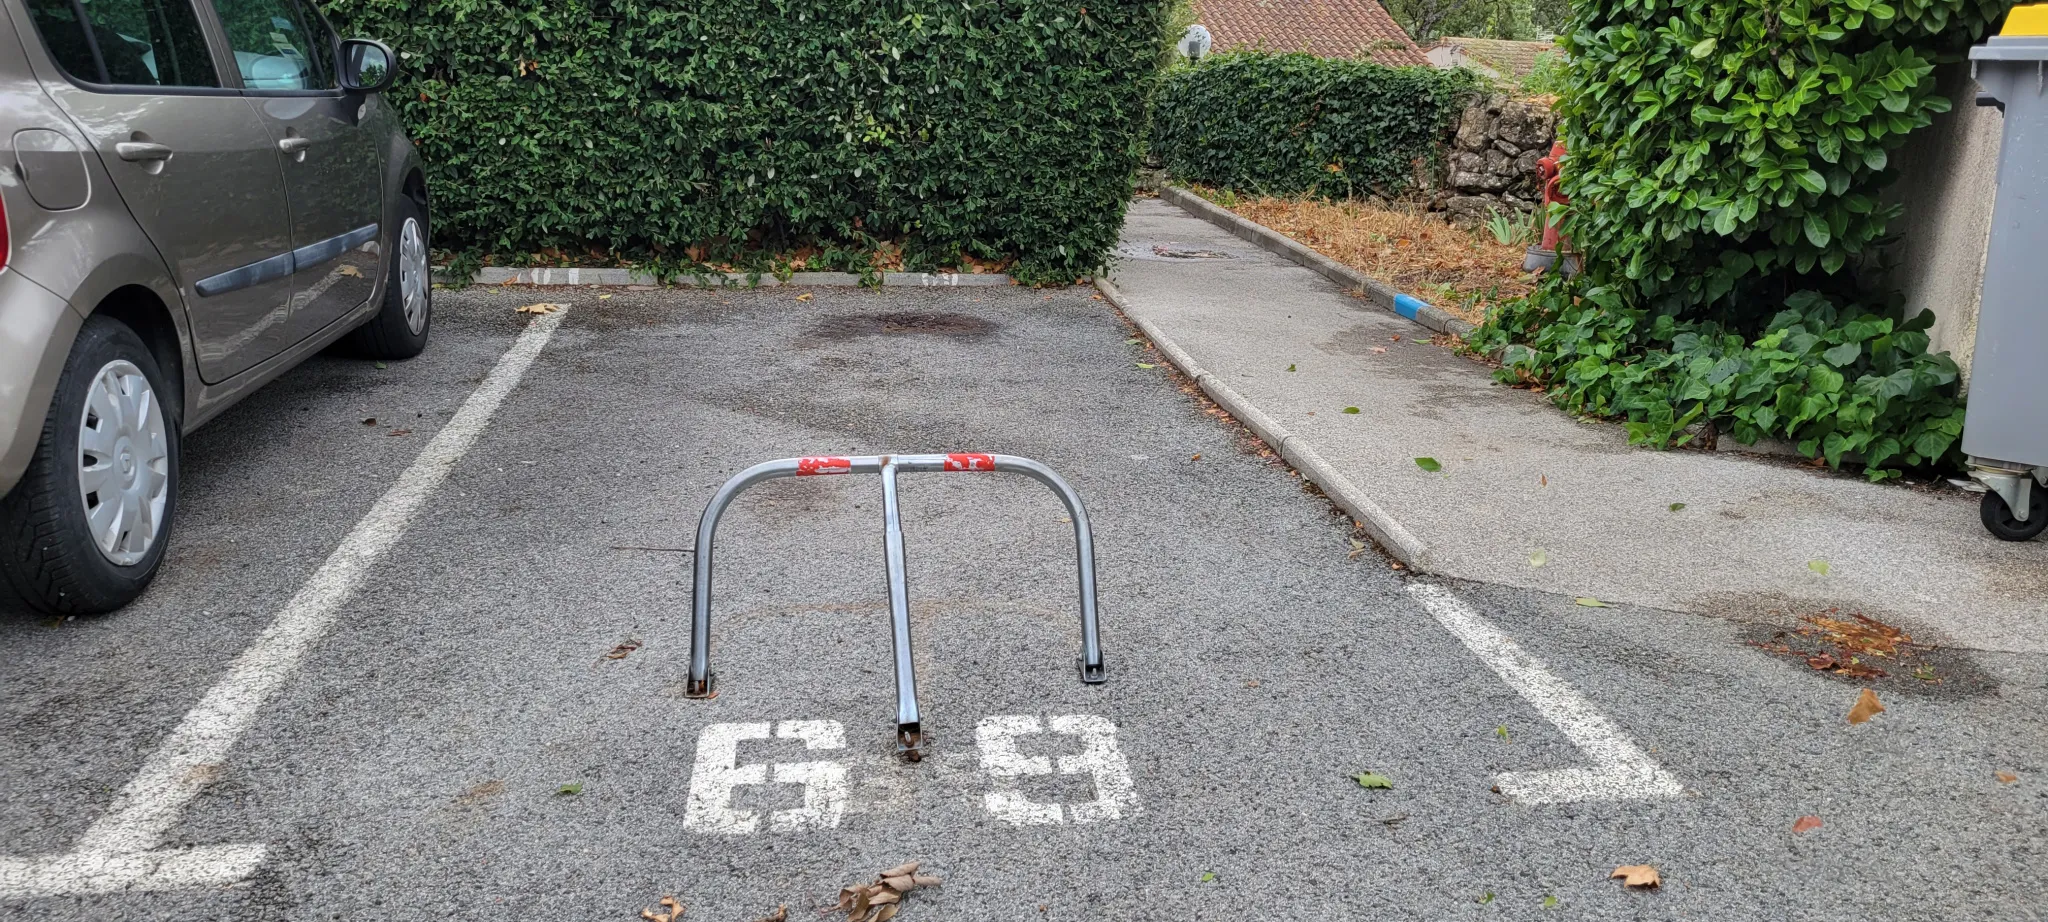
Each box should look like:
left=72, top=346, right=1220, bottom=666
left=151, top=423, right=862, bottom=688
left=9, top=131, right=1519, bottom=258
left=1981, top=488, right=2048, bottom=541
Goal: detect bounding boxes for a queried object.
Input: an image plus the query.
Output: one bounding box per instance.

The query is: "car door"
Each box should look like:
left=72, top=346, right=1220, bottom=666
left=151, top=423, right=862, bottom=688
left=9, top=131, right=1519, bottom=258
left=17, top=0, right=296, bottom=382
left=209, top=0, right=379, bottom=343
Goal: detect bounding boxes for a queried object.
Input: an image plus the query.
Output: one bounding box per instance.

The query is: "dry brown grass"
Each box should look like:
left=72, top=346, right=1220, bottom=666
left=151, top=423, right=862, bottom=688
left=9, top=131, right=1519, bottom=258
left=1196, top=188, right=1535, bottom=325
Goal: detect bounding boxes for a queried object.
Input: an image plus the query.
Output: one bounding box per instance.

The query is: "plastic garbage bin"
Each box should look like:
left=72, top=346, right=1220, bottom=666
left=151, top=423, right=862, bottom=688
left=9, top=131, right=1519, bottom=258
left=1964, top=5, right=2048, bottom=539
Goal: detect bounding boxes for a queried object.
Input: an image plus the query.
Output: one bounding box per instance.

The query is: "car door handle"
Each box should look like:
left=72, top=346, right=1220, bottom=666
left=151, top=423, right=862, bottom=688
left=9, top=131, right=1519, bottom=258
left=114, top=141, right=173, bottom=162
left=277, top=137, right=313, bottom=154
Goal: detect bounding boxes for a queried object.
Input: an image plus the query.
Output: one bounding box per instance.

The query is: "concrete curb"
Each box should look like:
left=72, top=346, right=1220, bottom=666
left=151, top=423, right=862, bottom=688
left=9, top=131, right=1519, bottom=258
left=1157, top=186, right=1476, bottom=338
left=439, top=266, right=1016, bottom=288
left=1095, top=276, right=1435, bottom=569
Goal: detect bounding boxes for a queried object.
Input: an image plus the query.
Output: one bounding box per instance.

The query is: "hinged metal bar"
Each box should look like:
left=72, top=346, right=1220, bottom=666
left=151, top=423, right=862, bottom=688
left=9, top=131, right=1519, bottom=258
left=683, top=453, right=1108, bottom=758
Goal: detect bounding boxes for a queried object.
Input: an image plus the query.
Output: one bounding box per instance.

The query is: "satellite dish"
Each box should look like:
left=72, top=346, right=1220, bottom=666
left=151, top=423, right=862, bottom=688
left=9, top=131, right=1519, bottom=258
left=1178, top=24, right=1212, bottom=60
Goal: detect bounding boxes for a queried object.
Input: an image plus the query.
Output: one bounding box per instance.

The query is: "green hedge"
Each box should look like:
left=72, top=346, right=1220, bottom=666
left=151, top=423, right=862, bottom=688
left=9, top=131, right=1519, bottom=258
left=1150, top=52, right=1480, bottom=198
left=318, top=0, right=1167, bottom=284
left=1469, top=0, right=2006, bottom=477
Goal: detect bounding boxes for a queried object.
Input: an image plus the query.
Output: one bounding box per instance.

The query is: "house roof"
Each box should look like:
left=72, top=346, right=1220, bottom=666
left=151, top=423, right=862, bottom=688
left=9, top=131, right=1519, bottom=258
left=1194, top=0, right=1428, bottom=67
left=1431, top=37, right=1556, bottom=77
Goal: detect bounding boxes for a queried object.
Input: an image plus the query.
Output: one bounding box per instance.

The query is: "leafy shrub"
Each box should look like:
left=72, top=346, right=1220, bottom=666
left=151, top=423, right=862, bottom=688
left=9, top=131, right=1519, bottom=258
left=1516, top=49, right=1569, bottom=96
left=1151, top=52, right=1481, bottom=198
left=317, top=0, right=1168, bottom=284
left=1470, top=0, right=2006, bottom=478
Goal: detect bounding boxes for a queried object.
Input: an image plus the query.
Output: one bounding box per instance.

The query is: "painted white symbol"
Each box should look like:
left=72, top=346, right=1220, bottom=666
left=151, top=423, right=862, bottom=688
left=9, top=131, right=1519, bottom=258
left=683, top=720, right=848, bottom=835
left=976, top=715, right=1137, bottom=825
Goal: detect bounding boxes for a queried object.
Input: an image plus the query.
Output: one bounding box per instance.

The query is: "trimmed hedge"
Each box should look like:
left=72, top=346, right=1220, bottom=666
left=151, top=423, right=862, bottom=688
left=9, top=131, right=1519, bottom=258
left=1151, top=52, right=1480, bottom=198
left=318, top=0, right=1167, bottom=284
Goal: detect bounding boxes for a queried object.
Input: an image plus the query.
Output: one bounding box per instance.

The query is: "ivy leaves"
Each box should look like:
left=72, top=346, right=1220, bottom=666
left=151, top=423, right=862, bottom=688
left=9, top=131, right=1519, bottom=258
left=1553, top=0, right=1982, bottom=315
left=1466, top=0, right=1995, bottom=478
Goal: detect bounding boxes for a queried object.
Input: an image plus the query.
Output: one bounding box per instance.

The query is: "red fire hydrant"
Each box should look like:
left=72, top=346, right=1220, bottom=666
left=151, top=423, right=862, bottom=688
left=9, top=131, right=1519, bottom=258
left=1521, top=140, right=1580, bottom=277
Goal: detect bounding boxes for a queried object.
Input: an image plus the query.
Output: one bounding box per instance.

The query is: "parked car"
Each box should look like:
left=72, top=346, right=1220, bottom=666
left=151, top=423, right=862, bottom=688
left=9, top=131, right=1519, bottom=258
left=0, top=0, right=427, bottom=614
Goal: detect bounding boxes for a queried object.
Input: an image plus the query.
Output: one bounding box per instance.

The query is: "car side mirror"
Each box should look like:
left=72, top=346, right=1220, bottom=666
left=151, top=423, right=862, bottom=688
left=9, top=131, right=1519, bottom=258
left=339, top=38, right=397, bottom=93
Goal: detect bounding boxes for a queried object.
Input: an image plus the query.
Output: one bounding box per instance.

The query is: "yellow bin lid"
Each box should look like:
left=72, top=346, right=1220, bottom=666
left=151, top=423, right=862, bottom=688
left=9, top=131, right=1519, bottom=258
left=2004, top=3, right=2048, bottom=35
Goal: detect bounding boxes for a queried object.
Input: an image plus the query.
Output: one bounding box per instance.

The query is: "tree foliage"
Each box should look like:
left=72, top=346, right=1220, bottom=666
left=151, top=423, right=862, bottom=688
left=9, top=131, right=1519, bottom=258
left=1151, top=52, right=1480, bottom=198
left=317, top=0, right=1166, bottom=284
left=1471, top=0, right=2010, bottom=477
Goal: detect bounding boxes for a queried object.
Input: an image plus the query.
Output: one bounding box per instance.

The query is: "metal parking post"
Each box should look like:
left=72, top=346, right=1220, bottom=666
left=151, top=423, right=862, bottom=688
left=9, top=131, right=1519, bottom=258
left=682, top=453, right=1108, bottom=759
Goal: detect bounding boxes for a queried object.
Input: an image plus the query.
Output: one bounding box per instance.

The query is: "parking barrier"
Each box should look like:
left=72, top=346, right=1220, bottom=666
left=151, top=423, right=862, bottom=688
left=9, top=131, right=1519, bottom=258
left=684, top=453, right=1107, bottom=759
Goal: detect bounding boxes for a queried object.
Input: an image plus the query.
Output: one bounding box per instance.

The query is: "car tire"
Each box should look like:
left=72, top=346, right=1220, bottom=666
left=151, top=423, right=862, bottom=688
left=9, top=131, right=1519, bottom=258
left=0, top=316, right=179, bottom=615
left=340, top=194, right=431, bottom=359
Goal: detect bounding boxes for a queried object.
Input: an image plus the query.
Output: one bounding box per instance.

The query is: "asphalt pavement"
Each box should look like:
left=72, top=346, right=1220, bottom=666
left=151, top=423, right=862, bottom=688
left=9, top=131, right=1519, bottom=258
left=1, top=285, right=2042, bottom=920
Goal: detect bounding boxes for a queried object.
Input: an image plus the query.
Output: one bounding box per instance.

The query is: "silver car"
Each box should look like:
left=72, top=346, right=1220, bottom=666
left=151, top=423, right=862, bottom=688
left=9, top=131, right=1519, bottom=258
left=0, top=0, right=427, bottom=614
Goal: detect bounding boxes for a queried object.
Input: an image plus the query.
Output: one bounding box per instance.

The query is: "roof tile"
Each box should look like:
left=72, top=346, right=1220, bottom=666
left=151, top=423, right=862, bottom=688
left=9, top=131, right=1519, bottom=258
left=1195, top=0, right=1428, bottom=67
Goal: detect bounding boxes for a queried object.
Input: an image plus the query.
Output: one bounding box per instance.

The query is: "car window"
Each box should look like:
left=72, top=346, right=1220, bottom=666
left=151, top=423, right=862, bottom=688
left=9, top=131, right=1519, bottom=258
left=25, top=0, right=220, bottom=87
left=214, top=0, right=334, bottom=91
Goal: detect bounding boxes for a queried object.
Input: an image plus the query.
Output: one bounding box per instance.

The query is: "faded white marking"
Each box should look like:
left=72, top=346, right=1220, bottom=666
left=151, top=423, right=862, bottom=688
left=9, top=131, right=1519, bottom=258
left=1406, top=581, right=1683, bottom=804
left=683, top=720, right=849, bottom=835
left=977, top=715, right=1137, bottom=825
left=0, top=310, right=568, bottom=899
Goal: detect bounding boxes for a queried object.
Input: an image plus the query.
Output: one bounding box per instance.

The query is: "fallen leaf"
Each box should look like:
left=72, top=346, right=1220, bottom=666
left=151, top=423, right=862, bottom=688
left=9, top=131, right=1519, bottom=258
left=337, top=264, right=364, bottom=277
left=1529, top=549, right=1547, bottom=568
left=796, top=292, right=814, bottom=302
left=1496, top=724, right=1510, bottom=742
left=1610, top=865, right=1660, bottom=888
left=557, top=781, right=583, bottom=795
left=1371, top=346, right=1387, bottom=354
left=879, top=862, right=919, bottom=878
left=1352, top=772, right=1393, bottom=789
left=1808, top=559, right=1831, bottom=575
left=1391, top=334, right=1402, bottom=341
left=1575, top=597, right=1611, bottom=607
left=1190, top=453, right=1202, bottom=461
left=1414, top=457, right=1441, bottom=472
left=374, top=361, right=387, bottom=369
left=1135, top=362, right=1157, bottom=369
left=599, top=293, right=613, bottom=300
left=641, top=895, right=685, bottom=922
left=602, top=639, right=643, bottom=661
left=1125, top=338, right=1141, bottom=345
left=1285, top=363, right=1297, bottom=372
left=749, top=907, right=787, bottom=922
left=1847, top=688, right=1885, bottom=724
left=360, top=417, right=377, bottom=426
left=1805, top=653, right=1837, bottom=670
left=1792, top=815, right=1823, bottom=833
left=1996, top=771, right=2018, bottom=783
left=516, top=302, right=565, bottom=314
left=1343, top=406, right=1361, bottom=414
left=1668, top=502, right=1686, bottom=512
left=1478, top=892, right=1495, bottom=904
left=387, top=428, right=412, bottom=437
left=1542, top=895, right=1558, bottom=909
left=1199, top=871, right=1216, bottom=883
left=1540, top=474, right=1548, bottom=486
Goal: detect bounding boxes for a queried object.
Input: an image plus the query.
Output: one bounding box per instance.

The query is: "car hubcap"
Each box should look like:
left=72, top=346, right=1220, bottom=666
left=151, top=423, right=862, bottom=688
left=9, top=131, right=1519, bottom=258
left=77, top=360, right=169, bottom=566
left=400, top=216, right=428, bottom=335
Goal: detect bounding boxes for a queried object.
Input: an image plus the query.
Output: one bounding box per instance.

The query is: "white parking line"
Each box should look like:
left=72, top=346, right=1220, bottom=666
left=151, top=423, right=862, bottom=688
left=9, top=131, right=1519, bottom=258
left=1405, top=581, right=1684, bottom=804
left=0, top=309, right=569, bottom=899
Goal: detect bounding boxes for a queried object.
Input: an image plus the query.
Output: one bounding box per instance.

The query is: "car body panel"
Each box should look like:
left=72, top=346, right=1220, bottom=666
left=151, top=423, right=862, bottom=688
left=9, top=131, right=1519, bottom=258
left=0, top=0, right=423, bottom=497
left=0, top=268, right=81, bottom=488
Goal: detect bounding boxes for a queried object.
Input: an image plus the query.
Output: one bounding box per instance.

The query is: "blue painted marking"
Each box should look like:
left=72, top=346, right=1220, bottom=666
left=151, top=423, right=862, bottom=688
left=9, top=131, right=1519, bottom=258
left=1393, top=293, right=1427, bottom=320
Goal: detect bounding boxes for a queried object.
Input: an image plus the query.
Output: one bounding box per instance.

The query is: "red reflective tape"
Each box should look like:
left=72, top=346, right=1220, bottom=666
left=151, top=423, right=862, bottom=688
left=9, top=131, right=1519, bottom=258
left=944, top=453, right=995, bottom=472
left=796, top=456, right=852, bottom=475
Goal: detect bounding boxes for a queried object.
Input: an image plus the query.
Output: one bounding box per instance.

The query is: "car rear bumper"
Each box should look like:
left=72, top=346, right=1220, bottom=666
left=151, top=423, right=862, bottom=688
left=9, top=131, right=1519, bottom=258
left=0, top=270, right=81, bottom=494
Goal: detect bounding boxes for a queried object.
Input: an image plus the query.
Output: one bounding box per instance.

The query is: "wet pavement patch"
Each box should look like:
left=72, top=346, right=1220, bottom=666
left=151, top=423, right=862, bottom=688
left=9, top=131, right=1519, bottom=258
left=1740, top=611, right=1999, bottom=699
left=803, top=312, right=998, bottom=343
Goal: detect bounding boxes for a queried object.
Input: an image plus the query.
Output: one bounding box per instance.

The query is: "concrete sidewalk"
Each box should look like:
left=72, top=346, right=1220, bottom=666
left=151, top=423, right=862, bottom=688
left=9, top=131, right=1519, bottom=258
left=1107, top=197, right=2048, bottom=654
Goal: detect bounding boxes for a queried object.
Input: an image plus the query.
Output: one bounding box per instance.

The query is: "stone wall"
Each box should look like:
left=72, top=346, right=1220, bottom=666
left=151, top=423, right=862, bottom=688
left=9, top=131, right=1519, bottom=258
left=1438, top=95, right=1559, bottom=227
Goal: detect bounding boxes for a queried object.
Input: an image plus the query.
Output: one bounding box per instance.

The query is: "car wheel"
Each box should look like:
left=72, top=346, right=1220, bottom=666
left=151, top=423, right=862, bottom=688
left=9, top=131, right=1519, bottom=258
left=0, top=316, right=179, bottom=615
left=340, top=194, right=431, bottom=359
